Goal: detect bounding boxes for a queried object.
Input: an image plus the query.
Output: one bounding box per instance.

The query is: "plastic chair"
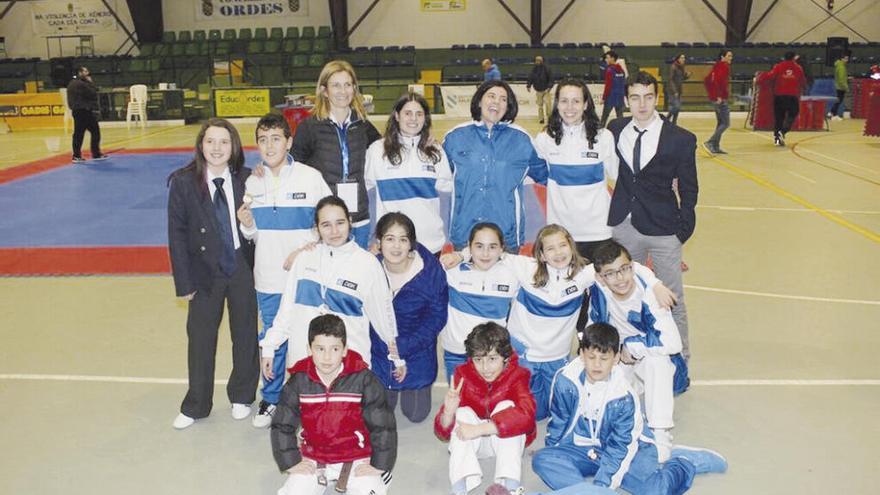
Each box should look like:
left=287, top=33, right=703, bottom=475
left=59, top=88, right=73, bottom=134
left=126, top=84, right=148, bottom=128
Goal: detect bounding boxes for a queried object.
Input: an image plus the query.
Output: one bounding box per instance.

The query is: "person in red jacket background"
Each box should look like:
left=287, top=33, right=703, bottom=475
left=434, top=322, right=537, bottom=495
left=761, top=51, right=807, bottom=146
left=704, top=49, right=733, bottom=154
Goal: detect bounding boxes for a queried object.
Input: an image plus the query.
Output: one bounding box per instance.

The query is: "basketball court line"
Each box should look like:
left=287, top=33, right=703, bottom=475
left=683, top=284, right=880, bottom=305
left=786, top=170, right=817, bottom=184
left=697, top=204, right=880, bottom=215
left=1, top=374, right=878, bottom=387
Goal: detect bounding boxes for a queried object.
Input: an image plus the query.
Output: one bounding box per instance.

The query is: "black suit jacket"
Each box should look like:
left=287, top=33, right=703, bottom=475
left=167, top=167, right=255, bottom=296
left=607, top=116, right=698, bottom=243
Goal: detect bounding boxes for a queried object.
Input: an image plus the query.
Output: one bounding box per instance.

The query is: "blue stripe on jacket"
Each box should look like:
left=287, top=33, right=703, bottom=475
left=449, top=286, right=512, bottom=320
left=252, top=206, right=316, bottom=231
left=376, top=177, right=439, bottom=201
left=294, top=278, right=364, bottom=317
left=516, top=289, right=582, bottom=318
left=548, top=163, right=605, bottom=186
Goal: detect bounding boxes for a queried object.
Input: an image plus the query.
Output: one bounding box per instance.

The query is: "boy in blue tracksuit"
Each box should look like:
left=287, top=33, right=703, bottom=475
left=237, top=113, right=331, bottom=428
left=531, top=323, right=726, bottom=495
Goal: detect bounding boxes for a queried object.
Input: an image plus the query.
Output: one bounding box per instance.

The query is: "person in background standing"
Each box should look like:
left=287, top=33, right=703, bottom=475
left=482, top=58, right=502, bottom=82
left=829, top=50, right=850, bottom=121
left=666, top=54, right=690, bottom=126
left=527, top=56, right=554, bottom=124
left=600, top=51, right=626, bottom=127
left=67, top=66, right=108, bottom=163
left=760, top=51, right=806, bottom=147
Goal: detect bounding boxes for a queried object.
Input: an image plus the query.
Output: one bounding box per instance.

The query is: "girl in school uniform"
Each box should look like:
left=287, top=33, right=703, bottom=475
left=167, top=118, right=259, bottom=430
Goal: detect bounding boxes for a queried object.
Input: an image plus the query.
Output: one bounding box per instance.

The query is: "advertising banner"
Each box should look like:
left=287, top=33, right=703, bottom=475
left=0, top=93, right=65, bottom=130
left=441, top=83, right=607, bottom=118
left=196, top=0, right=308, bottom=21
left=421, top=0, right=466, bottom=12
left=214, top=89, right=271, bottom=117
left=32, top=0, right=117, bottom=35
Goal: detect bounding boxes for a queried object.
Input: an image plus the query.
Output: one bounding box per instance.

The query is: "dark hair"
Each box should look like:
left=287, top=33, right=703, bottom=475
left=590, top=239, right=632, bottom=272
left=674, top=53, right=686, bottom=63
left=783, top=51, right=796, bottom=61
left=308, top=314, right=347, bottom=346
left=578, top=322, right=620, bottom=354
left=167, top=118, right=245, bottom=192
left=256, top=112, right=292, bottom=140
left=468, top=222, right=505, bottom=251
left=546, top=79, right=600, bottom=148
left=314, top=195, right=351, bottom=232
left=465, top=322, right=513, bottom=359
left=718, top=49, right=733, bottom=60
left=76, top=66, right=88, bottom=75
left=383, top=92, right=441, bottom=166
left=605, top=50, right=618, bottom=61
left=375, top=211, right=417, bottom=249
left=531, top=224, right=587, bottom=288
left=626, top=71, right=659, bottom=97
left=470, top=80, right=518, bottom=123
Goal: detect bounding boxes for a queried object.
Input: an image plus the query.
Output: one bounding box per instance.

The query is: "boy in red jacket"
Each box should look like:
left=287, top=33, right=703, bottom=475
left=435, top=322, right=537, bottom=495
left=271, top=314, right=397, bottom=495
left=703, top=49, right=733, bottom=154
left=761, top=51, right=807, bottom=146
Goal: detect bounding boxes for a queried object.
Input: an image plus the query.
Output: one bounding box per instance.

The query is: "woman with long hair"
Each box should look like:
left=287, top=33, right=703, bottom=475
left=365, top=93, right=452, bottom=255
left=167, top=118, right=259, bottom=429
left=291, top=60, right=382, bottom=249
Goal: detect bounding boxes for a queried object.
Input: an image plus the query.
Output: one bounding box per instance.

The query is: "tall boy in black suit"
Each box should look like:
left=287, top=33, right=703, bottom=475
left=606, top=72, right=698, bottom=361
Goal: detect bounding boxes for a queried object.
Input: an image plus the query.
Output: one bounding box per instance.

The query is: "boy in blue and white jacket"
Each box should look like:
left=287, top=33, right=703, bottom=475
left=587, top=240, right=689, bottom=460
left=237, top=113, right=331, bottom=428
left=531, top=323, right=726, bottom=495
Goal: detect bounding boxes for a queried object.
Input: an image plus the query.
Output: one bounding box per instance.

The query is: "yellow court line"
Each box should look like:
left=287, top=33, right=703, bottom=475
left=702, top=150, right=880, bottom=244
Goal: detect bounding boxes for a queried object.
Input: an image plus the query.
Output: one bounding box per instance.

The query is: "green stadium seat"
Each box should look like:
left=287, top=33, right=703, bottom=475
left=247, top=40, right=264, bottom=53
left=313, top=39, right=328, bottom=53
left=285, top=27, right=299, bottom=39
left=193, top=30, right=206, bottom=42
left=139, top=44, right=156, bottom=57
left=263, top=40, right=281, bottom=53
left=162, top=31, right=176, bottom=43
left=317, top=26, right=331, bottom=39
left=270, top=27, right=284, bottom=40
left=184, top=43, right=200, bottom=56
left=215, top=41, right=231, bottom=56
left=223, top=29, right=236, bottom=41
left=208, top=29, right=222, bottom=41
left=301, top=26, right=316, bottom=39
left=254, top=28, right=268, bottom=40
left=282, top=39, right=297, bottom=53
left=178, top=31, right=191, bottom=43
left=172, top=43, right=186, bottom=57
left=239, top=28, right=253, bottom=40
left=308, top=53, right=325, bottom=67
left=290, top=54, right=308, bottom=67
left=296, top=39, right=312, bottom=54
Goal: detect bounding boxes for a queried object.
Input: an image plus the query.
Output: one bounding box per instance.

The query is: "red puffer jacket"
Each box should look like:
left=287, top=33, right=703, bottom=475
left=434, top=354, right=537, bottom=446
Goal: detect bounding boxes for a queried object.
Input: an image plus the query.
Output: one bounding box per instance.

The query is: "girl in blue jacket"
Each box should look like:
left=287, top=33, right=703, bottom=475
left=370, top=212, right=449, bottom=423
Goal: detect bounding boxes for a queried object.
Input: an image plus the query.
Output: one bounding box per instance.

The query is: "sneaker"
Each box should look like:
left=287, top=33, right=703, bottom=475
left=231, top=403, right=252, bottom=420
left=702, top=141, right=717, bottom=155
left=832, top=115, right=843, bottom=121
left=172, top=413, right=195, bottom=430
left=714, top=147, right=728, bottom=154
left=252, top=400, right=276, bottom=428
left=672, top=445, right=728, bottom=474
left=72, top=157, right=86, bottom=164
left=92, top=154, right=109, bottom=161
left=652, top=428, right=673, bottom=463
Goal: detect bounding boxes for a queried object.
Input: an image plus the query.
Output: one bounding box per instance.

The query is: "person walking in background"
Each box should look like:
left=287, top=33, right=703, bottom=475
left=482, top=58, right=502, bottom=81
left=527, top=56, right=554, bottom=124
left=600, top=51, right=627, bottom=127
left=666, top=54, right=690, bottom=126
left=67, top=66, right=108, bottom=163
left=704, top=49, right=733, bottom=154
left=760, top=51, right=807, bottom=147
left=829, top=51, right=850, bottom=121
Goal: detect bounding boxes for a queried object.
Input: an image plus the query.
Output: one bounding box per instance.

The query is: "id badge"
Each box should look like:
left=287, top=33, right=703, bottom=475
left=337, top=182, right=359, bottom=213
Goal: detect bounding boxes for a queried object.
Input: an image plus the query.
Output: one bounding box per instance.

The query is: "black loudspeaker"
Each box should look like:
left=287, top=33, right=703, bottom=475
left=50, top=58, right=74, bottom=88
left=826, top=37, right=849, bottom=67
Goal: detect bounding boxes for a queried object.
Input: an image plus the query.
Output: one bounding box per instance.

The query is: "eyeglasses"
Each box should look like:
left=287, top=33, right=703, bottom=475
left=599, top=263, right=633, bottom=281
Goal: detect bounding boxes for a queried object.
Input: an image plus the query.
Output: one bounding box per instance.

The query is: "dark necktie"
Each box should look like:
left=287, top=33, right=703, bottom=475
left=212, top=177, right=237, bottom=276
left=632, top=127, right=647, bottom=175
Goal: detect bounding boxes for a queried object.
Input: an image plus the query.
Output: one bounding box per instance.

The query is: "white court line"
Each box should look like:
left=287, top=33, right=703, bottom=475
left=1, top=374, right=878, bottom=387
left=796, top=147, right=880, bottom=176
left=684, top=284, right=880, bottom=305
left=786, top=170, right=817, bottom=184
left=698, top=205, right=880, bottom=215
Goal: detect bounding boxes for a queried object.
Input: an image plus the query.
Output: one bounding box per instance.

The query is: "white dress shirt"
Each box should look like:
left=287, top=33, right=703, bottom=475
left=617, top=111, right=663, bottom=173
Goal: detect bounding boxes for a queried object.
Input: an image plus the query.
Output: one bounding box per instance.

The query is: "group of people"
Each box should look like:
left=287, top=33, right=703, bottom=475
left=166, top=59, right=722, bottom=495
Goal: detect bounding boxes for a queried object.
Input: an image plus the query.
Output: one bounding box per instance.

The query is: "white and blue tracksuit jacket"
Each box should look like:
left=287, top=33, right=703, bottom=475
left=534, top=126, right=619, bottom=242
left=443, top=121, right=548, bottom=249
left=240, top=158, right=331, bottom=294
left=588, top=273, right=682, bottom=360
left=365, top=136, right=453, bottom=253
left=260, top=240, right=398, bottom=367
left=545, top=363, right=650, bottom=489
left=506, top=256, right=660, bottom=362
left=440, top=260, right=520, bottom=355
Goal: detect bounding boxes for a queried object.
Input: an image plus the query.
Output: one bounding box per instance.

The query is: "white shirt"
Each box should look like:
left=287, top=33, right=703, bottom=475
left=617, top=112, right=663, bottom=173
left=206, top=167, right=240, bottom=250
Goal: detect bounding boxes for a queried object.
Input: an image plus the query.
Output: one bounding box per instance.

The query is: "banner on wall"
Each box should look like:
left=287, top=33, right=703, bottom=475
left=32, top=0, right=118, bottom=35
left=0, top=93, right=65, bottom=130
left=215, top=89, right=271, bottom=117
left=421, top=0, right=466, bottom=12
left=196, top=0, right=308, bottom=21
left=441, top=83, right=607, bottom=118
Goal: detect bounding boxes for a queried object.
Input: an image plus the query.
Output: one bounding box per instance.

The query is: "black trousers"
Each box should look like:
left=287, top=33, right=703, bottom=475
left=773, top=95, right=800, bottom=136
left=600, top=104, right=624, bottom=127
left=181, top=249, right=259, bottom=418
left=71, top=109, right=102, bottom=158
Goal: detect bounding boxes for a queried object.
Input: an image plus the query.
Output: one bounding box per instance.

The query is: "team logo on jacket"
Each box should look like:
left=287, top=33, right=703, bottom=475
left=289, top=192, right=307, bottom=200
left=422, top=164, right=436, bottom=173
left=584, top=151, right=599, bottom=159
left=495, top=284, right=510, bottom=292
left=339, top=279, right=358, bottom=290
left=564, top=285, right=579, bottom=295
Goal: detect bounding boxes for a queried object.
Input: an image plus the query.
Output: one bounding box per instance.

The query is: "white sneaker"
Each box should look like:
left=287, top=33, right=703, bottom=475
left=252, top=400, right=276, bottom=428
left=832, top=115, right=843, bottom=121
left=231, top=403, right=252, bottom=420
left=173, top=413, right=195, bottom=430
left=652, top=428, right=673, bottom=463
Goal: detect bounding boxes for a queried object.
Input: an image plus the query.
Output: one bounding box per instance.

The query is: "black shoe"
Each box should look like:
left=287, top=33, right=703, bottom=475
left=715, top=148, right=728, bottom=154
left=92, top=154, right=109, bottom=161
left=72, top=157, right=86, bottom=164
left=539, top=119, right=545, bottom=124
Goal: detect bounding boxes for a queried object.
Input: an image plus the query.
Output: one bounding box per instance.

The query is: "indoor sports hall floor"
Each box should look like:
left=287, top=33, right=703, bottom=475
left=1, top=114, right=877, bottom=495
